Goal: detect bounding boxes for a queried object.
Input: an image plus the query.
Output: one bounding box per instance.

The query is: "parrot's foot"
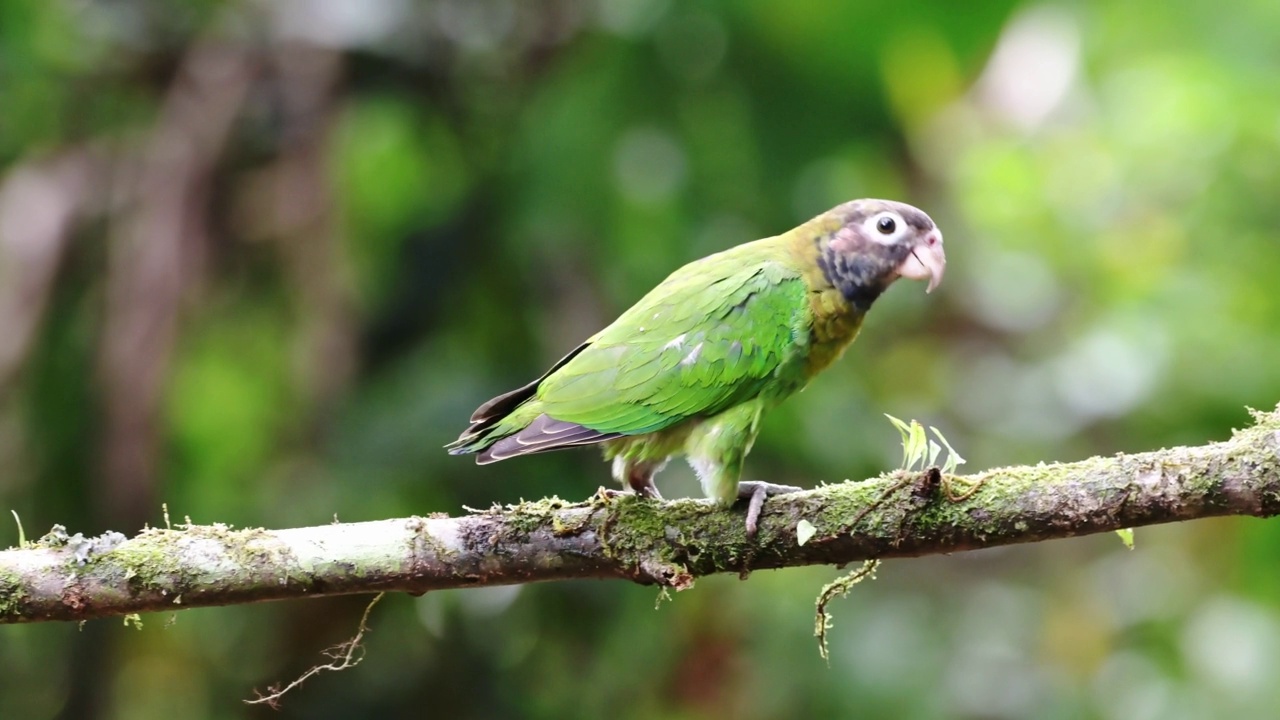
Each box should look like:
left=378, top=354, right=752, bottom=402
left=612, top=457, right=667, bottom=500
left=621, top=482, right=661, bottom=501
left=738, top=481, right=803, bottom=538
left=636, top=485, right=664, bottom=500
left=593, top=487, right=626, bottom=503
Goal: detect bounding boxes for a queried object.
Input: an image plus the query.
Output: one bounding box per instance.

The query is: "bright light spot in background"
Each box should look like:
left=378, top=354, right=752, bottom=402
left=1100, top=60, right=1235, bottom=204
left=1182, top=597, right=1280, bottom=700
left=840, top=596, right=937, bottom=692
left=613, top=127, right=687, bottom=205
left=0, top=168, right=69, bottom=266
left=974, top=6, right=1081, bottom=132
left=951, top=349, right=1080, bottom=440
left=945, top=583, right=1049, bottom=719
left=596, top=0, right=671, bottom=37
left=792, top=158, right=872, bottom=221
left=0, top=164, right=79, bottom=383
left=1051, top=319, right=1168, bottom=421
left=791, top=149, right=909, bottom=224
left=951, top=305, right=1170, bottom=440
left=433, top=0, right=517, bottom=52
left=1041, top=133, right=1124, bottom=226
left=416, top=585, right=524, bottom=637
left=1089, top=544, right=1197, bottom=627
left=655, top=9, right=728, bottom=84
left=950, top=349, right=1021, bottom=428
left=693, top=214, right=757, bottom=257
left=962, top=249, right=1063, bottom=332
left=1091, top=652, right=1186, bottom=720
left=274, top=0, right=408, bottom=48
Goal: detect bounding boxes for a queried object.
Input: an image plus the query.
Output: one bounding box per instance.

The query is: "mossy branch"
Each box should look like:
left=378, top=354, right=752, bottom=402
left=3, top=407, right=1280, bottom=625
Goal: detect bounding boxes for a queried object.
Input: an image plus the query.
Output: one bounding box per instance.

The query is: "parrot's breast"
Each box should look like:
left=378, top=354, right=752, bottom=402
left=775, top=219, right=868, bottom=378
left=804, top=287, right=865, bottom=376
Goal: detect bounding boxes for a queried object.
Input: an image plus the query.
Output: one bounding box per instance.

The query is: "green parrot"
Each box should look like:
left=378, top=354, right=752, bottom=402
left=448, top=199, right=945, bottom=534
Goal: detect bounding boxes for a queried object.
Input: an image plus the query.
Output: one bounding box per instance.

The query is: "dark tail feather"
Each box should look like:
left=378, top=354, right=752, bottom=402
left=447, top=342, right=594, bottom=457
left=477, top=414, right=620, bottom=464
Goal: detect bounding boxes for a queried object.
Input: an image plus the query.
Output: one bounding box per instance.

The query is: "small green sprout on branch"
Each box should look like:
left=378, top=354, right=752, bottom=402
left=885, top=414, right=981, bottom=500
left=884, top=413, right=965, bottom=474
left=884, top=413, right=1131, bottom=547
left=812, top=415, right=973, bottom=658
left=10, top=510, right=26, bottom=549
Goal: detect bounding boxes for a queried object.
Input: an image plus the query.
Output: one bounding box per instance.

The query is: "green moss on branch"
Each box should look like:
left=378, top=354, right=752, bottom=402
left=2, top=406, right=1279, bottom=625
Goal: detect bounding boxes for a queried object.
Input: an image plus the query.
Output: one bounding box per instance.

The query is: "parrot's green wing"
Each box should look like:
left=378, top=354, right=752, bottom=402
left=538, top=249, right=808, bottom=435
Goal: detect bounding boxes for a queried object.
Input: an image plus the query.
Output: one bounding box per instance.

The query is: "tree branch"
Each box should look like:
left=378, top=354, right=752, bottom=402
left=3, top=407, right=1279, bottom=625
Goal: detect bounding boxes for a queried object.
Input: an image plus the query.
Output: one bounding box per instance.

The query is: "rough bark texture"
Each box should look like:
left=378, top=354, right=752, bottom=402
left=3, top=407, right=1280, bottom=625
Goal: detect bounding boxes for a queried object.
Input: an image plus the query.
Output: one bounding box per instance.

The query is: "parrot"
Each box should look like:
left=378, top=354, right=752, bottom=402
left=447, top=198, right=945, bottom=535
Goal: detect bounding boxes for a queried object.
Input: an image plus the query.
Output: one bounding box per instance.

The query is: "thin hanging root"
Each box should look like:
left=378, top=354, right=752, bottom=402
left=813, top=559, right=881, bottom=662
left=246, top=593, right=385, bottom=708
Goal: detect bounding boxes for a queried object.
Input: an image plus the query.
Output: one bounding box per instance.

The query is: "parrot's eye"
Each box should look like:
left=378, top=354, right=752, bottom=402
left=864, top=211, right=907, bottom=244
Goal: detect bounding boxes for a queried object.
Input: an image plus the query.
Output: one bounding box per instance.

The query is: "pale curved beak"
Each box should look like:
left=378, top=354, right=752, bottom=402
left=896, top=230, right=946, bottom=293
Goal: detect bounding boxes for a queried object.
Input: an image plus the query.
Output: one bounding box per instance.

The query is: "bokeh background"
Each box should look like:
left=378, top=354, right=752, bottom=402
left=3, top=0, right=1280, bottom=718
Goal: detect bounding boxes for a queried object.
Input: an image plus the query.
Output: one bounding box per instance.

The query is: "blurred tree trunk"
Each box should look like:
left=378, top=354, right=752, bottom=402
left=98, top=40, right=257, bottom=530
left=78, top=34, right=259, bottom=720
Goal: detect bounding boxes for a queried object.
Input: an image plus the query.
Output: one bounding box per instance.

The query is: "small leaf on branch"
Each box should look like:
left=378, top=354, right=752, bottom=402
left=10, top=510, right=25, bottom=549
left=796, top=519, right=817, bottom=546
left=931, top=426, right=966, bottom=474
left=885, top=414, right=913, bottom=468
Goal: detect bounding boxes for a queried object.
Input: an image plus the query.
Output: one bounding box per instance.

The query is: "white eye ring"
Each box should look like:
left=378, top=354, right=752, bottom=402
left=864, top=211, right=908, bottom=245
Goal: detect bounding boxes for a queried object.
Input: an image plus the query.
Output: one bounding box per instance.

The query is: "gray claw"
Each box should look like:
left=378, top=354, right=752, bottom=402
left=738, top=481, right=804, bottom=538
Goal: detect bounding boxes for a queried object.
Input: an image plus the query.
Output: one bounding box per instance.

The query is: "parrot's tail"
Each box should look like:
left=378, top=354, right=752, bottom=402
left=446, top=341, right=620, bottom=463
left=446, top=381, right=619, bottom=464
left=447, top=406, right=620, bottom=464
left=448, top=410, right=620, bottom=464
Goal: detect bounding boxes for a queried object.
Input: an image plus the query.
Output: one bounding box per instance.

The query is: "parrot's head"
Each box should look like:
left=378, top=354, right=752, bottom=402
left=817, top=198, right=946, bottom=310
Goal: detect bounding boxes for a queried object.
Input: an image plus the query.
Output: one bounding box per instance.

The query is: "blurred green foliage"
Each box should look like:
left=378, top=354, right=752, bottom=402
left=2, top=0, right=1280, bottom=718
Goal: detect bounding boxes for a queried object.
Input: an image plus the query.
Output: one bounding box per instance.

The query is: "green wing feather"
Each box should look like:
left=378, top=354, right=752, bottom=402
left=538, top=243, right=809, bottom=436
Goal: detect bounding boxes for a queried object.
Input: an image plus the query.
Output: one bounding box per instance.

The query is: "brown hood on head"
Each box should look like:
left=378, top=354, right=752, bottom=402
left=816, top=199, right=945, bottom=310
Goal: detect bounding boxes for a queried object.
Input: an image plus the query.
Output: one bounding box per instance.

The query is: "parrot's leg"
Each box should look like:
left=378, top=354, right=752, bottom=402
left=628, top=465, right=663, bottom=499
left=610, top=455, right=665, bottom=499
left=686, top=401, right=795, bottom=536
left=737, top=481, right=803, bottom=537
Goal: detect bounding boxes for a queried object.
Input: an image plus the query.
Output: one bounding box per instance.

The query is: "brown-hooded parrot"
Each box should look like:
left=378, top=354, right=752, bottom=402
left=448, top=199, right=946, bottom=534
